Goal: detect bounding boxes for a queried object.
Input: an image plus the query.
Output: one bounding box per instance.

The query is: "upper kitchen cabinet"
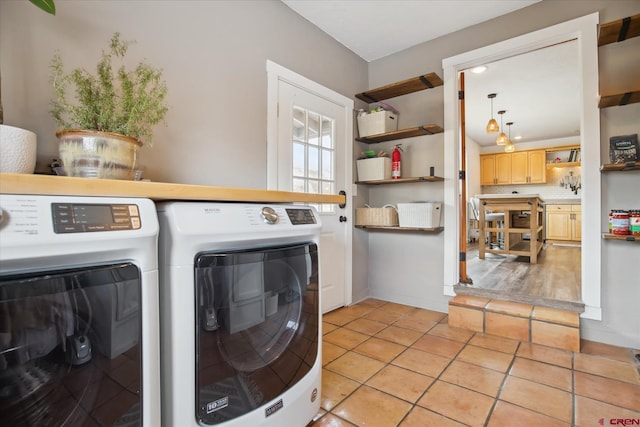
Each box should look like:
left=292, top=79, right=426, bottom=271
left=511, top=149, right=546, bottom=184
left=480, top=153, right=511, bottom=186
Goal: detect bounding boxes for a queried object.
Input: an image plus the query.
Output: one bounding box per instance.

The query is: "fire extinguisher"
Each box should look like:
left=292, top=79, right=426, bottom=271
left=392, top=144, right=403, bottom=179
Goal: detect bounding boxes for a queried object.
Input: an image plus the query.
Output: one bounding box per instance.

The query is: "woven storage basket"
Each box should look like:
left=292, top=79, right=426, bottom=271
left=397, top=202, right=442, bottom=228
left=355, top=205, right=399, bottom=226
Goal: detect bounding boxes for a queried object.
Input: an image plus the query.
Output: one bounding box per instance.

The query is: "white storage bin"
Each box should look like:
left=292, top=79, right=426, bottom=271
left=356, top=157, right=391, bottom=181
left=357, top=111, right=398, bottom=137
left=397, top=202, right=442, bottom=228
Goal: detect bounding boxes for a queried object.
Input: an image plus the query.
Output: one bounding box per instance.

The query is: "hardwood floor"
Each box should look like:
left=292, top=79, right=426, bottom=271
left=455, top=241, right=583, bottom=312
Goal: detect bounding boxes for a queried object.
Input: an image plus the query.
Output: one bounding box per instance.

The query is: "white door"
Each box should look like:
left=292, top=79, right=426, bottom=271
left=266, top=61, right=353, bottom=314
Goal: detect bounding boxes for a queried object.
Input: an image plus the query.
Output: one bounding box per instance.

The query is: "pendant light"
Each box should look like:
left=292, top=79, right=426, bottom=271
left=504, top=122, right=515, bottom=152
left=496, top=110, right=508, bottom=145
left=486, top=93, right=499, bottom=133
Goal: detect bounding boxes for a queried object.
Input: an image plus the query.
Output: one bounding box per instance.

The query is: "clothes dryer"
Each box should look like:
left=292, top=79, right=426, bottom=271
left=156, top=202, right=321, bottom=427
left=0, top=194, right=160, bottom=426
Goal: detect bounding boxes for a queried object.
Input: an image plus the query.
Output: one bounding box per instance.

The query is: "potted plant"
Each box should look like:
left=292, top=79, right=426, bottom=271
left=0, top=0, right=54, bottom=174
left=50, top=32, right=168, bottom=179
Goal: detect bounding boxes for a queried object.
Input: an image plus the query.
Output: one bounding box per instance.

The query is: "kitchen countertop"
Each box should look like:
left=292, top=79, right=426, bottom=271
left=543, top=199, right=581, bottom=205
left=0, top=173, right=346, bottom=204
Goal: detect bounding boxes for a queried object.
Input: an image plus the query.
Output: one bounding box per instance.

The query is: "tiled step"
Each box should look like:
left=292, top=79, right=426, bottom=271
left=448, top=295, right=580, bottom=351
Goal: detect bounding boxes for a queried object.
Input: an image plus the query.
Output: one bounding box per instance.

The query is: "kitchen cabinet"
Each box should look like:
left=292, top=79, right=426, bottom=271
left=511, top=150, right=546, bottom=184
left=546, top=204, right=581, bottom=241
left=480, top=153, right=511, bottom=185
left=354, top=72, right=444, bottom=233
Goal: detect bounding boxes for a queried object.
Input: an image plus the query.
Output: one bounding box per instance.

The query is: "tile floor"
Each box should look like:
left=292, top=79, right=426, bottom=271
left=310, top=298, right=640, bottom=427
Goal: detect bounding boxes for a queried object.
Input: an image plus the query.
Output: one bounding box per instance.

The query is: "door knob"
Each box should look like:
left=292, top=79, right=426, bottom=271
left=339, top=216, right=347, bottom=223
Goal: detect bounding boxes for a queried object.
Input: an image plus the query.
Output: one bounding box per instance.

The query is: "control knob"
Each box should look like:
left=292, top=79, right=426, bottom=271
left=260, top=207, right=279, bottom=224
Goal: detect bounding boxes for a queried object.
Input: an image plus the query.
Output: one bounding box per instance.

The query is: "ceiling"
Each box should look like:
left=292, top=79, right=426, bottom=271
left=281, top=0, right=582, bottom=147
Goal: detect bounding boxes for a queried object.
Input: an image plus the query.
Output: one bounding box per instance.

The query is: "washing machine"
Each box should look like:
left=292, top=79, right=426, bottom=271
left=0, top=194, right=161, bottom=426
left=156, top=202, right=321, bottom=427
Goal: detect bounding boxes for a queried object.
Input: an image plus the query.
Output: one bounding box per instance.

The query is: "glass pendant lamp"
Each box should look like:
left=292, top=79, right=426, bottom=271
left=504, top=122, right=515, bottom=152
left=495, top=111, right=508, bottom=145
left=486, top=93, right=499, bottom=133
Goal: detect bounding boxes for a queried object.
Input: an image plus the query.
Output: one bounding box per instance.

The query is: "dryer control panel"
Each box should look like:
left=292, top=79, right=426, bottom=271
left=52, top=203, right=141, bottom=233
left=285, top=208, right=317, bottom=225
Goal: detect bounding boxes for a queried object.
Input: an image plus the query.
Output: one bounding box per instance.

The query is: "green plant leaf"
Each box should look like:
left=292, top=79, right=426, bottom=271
left=28, top=0, right=56, bottom=15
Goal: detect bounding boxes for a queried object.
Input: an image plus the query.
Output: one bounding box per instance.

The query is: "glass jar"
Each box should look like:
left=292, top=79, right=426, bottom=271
left=630, top=210, right=640, bottom=236
left=611, top=210, right=630, bottom=235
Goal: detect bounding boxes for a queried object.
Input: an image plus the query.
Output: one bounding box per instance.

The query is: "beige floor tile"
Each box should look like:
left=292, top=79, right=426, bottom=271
left=311, top=412, right=357, bottom=426
left=574, top=395, right=640, bottom=427
left=323, top=322, right=339, bottom=335
left=325, top=351, right=385, bottom=383
left=440, top=360, right=506, bottom=397
left=357, top=298, right=387, bottom=308
left=393, top=316, right=438, bottom=333
left=469, top=333, right=520, bottom=354
left=380, top=302, right=415, bottom=315
left=488, top=400, right=570, bottom=427
left=320, top=369, right=360, bottom=411
left=574, top=371, right=640, bottom=411
left=516, top=342, right=572, bottom=368
left=417, top=380, right=495, bottom=427
left=411, top=334, right=465, bottom=359
left=392, top=348, right=452, bottom=377
left=343, top=318, right=387, bottom=336
left=427, top=322, right=475, bottom=343
left=363, top=308, right=406, bottom=324
left=499, top=376, right=572, bottom=423
left=332, top=386, right=412, bottom=427
left=404, top=308, right=447, bottom=323
left=324, top=328, right=369, bottom=350
left=375, top=325, right=423, bottom=346
left=485, top=312, right=530, bottom=342
left=574, top=352, right=640, bottom=384
left=448, top=305, right=484, bottom=332
left=456, top=345, right=514, bottom=373
left=353, top=337, right=406, bottom=363
left=399, top=406, right=466, bottom=427
left=509, top=357, right=572, bottom=391
left=324, top=310, right=360, bottom=327
left=339, top=304, right=375, bottom=318
left=366, top=365, right=435, bottom=403
left=322, top=341, right=347, bottom=366
left=531, top=320, right=580, bottom=352
left=580, top=339, right=636, bottom=363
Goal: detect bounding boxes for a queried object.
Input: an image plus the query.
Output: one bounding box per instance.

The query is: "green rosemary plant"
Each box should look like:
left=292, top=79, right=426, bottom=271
left=50, top=33, right=168, bottom=146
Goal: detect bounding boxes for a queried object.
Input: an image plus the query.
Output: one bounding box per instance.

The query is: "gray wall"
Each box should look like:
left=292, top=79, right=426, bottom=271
left=365, top=0, right=640, bottom=347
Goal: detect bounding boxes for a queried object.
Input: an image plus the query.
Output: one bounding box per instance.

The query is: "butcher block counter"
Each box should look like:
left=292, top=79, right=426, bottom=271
left=0, top=173, right=346, bottom=204
left=477, top=194, right=545, bottom=264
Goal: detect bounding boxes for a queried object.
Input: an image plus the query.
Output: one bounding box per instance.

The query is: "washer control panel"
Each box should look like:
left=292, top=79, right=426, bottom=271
left=260, top=206, right=279, bottom=224
left=52, top=203, right=141, bottom=233
left=285, top=208, right=317, bottom=225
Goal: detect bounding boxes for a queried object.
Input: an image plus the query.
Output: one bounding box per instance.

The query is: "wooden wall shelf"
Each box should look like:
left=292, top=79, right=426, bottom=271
left=356, top=225, right=443, bottom=233
left=355, top=73, right=443, bottom=103
left=547, top=161, right=581, bottom=169
left=598, top=13, right=640, bottom=46
left=600, top=162, right=640, bottom=172
left=602, top=233, right=639, bottom=242
left=598, top=91, right=640, bottom=108
left=355, top=125, right=443, bottom=144
left=356, top=176, right=444, bottom=185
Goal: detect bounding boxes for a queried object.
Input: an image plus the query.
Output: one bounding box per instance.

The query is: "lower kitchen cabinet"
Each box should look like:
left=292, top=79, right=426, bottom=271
left=546, top=204, right=581, bottom=241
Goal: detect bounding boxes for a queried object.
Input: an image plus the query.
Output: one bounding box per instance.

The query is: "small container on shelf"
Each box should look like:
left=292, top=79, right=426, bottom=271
left=356, top=157, right=391, bottom=181
left=397, top=202, right=442, bottom=228
left=357, top=110, right=398, bottom=137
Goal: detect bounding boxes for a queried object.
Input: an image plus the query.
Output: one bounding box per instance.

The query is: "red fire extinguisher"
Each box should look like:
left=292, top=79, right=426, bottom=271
left=392, top=144, right=403, bottom=179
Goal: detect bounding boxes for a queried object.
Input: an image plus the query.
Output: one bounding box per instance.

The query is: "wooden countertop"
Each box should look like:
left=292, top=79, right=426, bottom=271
left=0, top=173, right=346, bottom=204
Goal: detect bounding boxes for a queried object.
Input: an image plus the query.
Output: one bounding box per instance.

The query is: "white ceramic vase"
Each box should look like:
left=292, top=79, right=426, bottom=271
left=0, top=124, right=37, bottom=174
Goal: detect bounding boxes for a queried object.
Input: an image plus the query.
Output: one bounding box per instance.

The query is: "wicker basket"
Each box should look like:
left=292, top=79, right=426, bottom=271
left=356, top=205, right=399, bottom=226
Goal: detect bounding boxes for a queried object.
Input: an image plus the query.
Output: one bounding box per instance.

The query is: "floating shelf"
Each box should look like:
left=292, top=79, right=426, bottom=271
left=546, top=161, right=581, bottom=169
left=598, top=13, right=640, bottom=46
left=600, top=162, right=640, bottom=172
left=356, top=125, right=443, bottom=144
left=356, top=225, right=443, bottom=233
left=355, top=73, right=443, bottom=103
left=598, top=91, right=640, bottom=108
left=602, top=233, right=639, bottom=242
left=356, top=176, right=444, bottom=185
